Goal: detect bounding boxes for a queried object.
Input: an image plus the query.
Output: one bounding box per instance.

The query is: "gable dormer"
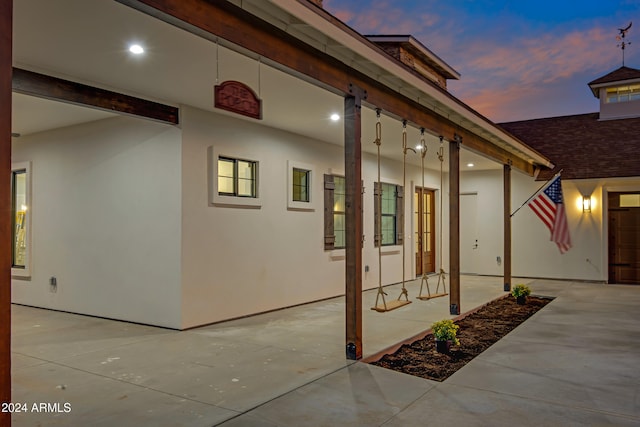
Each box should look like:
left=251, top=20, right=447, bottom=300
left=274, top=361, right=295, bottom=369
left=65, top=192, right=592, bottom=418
left=588, top=66, right=640, bottom=120
left=366, top=35, right=460, bottom=90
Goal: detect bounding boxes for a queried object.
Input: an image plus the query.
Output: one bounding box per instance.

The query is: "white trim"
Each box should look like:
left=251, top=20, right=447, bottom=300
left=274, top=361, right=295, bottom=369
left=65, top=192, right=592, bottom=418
left=208, top=146, right=262, bottom=208
left=287, top=160, right=316, bottom=211
left=11, top=161, right=32, bottom=279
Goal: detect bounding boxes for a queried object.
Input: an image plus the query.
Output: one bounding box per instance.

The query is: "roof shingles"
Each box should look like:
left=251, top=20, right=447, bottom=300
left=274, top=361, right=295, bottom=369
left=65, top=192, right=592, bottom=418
left=500, top=113, right=640, bottom=180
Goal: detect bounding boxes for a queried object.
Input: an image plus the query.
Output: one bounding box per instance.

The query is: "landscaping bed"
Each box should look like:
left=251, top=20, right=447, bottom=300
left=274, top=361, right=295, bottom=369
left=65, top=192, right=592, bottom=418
left=370, top=295, right=552, bottom=381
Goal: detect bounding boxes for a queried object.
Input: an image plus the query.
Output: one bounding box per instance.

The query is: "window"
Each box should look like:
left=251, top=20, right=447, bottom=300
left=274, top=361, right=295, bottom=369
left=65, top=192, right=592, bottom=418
left=209, top=147, right=262, bottom=208
left=292, top=168, right=310, bottom=202
left=324, top=174, right=345, bottom=250
left=287, top=161, right=316, bottom=211
left=374, top=182, right=404, bottom=247
left=333, top=176, right=346, bottom=249
left=620, top=194, right=640, bottom=207
left=218, top=157, right=257, bottom=197
left=12, top=162, right=31, bottom=277
left=606, top=84, right=640, bottom=103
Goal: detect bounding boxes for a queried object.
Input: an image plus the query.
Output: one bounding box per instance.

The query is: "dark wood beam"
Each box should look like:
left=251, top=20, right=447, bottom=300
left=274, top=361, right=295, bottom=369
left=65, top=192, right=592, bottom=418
left=12, top=68, right=179, bottom=125
left=449, top=137, right=460, bottom=315
left=344, top=87, right=364, bottom=360
left=503, top=164, right=512, bottom=292
left=119, top=0, right=537, bottom=175
left=0, top=0, right=12, bottom=423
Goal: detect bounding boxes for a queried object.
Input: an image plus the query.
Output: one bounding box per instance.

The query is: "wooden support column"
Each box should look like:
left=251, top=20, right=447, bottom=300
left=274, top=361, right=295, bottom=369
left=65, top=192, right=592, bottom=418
left=449, top=136, right=461, bottom=315
left=0, top=0, right=12, bottom=422
left=344, top=85, right=365, bottom=360
left=503, top=163, right=512, bottom=292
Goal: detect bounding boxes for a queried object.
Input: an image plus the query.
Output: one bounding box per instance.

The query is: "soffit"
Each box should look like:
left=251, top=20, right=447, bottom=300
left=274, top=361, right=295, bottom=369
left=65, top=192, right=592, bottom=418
left=236, top=0, right=552, bottom=170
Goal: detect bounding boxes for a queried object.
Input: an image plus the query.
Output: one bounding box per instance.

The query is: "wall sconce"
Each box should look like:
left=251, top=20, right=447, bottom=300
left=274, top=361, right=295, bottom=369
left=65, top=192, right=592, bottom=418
left=582, top=195, right=592, bottom=213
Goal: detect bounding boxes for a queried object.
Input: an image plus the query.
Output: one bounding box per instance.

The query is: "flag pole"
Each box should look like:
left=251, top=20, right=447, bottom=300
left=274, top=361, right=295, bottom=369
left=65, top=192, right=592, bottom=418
left=510, top=169, right=563, bottom=217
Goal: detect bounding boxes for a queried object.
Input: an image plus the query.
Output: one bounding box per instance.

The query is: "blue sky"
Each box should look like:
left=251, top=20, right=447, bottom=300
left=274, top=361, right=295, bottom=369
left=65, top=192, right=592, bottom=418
left=324, top=0, right=640, bottom=122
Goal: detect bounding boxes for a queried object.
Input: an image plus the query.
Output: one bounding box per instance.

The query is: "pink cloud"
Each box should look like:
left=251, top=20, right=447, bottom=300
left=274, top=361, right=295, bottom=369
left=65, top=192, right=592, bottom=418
left=450, top=26, right=620, bottom=121
left=328, top=1, right=440, bottom=35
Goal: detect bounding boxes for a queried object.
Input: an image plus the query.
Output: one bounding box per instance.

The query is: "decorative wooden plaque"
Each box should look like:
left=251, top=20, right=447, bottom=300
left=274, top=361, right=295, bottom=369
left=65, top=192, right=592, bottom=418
left=214, top=80, right=262, bottom=119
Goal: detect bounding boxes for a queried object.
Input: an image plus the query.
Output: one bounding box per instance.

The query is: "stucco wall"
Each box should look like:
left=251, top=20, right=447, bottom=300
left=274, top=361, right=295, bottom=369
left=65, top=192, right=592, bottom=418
left=458, top=169, right=640, bottom=282
left=11, top=116, right=183, bottom=328
left=179, top=106, right=445, bottom=328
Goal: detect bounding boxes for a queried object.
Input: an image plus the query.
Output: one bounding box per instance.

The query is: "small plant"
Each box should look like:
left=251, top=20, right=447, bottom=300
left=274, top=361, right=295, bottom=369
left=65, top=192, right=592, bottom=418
left=511, top=284, right=532, bottom=298
left=431, top=319, right=460, bottom=346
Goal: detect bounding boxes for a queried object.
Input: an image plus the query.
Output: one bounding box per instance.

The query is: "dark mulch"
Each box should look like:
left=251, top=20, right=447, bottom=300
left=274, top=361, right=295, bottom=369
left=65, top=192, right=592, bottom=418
left=371, top=295, right=552, bottom=381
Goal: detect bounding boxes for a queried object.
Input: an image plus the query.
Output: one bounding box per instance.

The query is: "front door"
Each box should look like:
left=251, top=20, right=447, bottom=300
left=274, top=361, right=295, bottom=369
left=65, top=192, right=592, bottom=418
left=415, top=187, right=435, bottom=276
left=608, top=192, right=640, bottom=284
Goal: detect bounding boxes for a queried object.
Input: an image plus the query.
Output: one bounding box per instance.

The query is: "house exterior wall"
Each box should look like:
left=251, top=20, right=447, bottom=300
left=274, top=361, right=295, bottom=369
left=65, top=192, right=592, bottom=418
left=179, top=106, right=446, bottom=328
left=11, top=116, right=183, bottom=328
left=460, top=170, right=640, bottom=282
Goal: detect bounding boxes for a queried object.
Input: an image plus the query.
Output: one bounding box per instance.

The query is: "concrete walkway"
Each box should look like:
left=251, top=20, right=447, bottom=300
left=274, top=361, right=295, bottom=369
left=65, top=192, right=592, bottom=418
left=11, top=277, right=640, bottom=426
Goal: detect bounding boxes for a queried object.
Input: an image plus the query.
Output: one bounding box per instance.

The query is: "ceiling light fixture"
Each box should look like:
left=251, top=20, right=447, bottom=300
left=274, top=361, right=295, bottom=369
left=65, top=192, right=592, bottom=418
left=129, top=44, right=145, bottom=55
left=330, top=113, right=340, bottom=121
left=467, top=163, right=474, bottom=167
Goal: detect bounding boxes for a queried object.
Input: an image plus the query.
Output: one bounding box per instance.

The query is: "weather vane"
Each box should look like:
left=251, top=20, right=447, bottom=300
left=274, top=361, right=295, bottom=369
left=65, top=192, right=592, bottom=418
left=616, top=22, right=632, bottom=66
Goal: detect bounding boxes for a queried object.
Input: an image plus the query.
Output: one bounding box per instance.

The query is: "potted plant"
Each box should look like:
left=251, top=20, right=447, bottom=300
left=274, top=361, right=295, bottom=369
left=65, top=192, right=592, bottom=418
left=431, top=319, right=460, bottom=353
left=511, top=284, right=531, bottom=305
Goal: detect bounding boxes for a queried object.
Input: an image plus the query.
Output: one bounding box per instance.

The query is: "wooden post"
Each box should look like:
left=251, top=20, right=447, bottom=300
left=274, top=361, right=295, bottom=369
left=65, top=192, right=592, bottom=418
left=0, top=0, right=12, bottom=422
left=344, top=85, right=365, bottom=360
left=503, top=163, right=512, bottom=292
left=449, top=136, right=460, bottom=315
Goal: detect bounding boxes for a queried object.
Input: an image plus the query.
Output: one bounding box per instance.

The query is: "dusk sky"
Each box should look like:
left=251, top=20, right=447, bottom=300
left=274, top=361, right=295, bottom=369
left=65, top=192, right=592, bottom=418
left=324, top=0, right=640, bottom=123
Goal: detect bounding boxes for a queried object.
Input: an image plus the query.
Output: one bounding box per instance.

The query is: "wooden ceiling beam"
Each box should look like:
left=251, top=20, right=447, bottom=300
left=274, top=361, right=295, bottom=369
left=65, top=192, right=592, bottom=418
left=121, top=0, right=535, bottom=174
left=12, top=68, right=179, bottom=125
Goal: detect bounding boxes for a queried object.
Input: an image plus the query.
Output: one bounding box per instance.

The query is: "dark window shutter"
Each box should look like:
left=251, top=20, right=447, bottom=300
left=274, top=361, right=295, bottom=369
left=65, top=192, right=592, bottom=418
left=324, top=174, right=335, bottom=250
left=396, top=185, right=404, bottom=245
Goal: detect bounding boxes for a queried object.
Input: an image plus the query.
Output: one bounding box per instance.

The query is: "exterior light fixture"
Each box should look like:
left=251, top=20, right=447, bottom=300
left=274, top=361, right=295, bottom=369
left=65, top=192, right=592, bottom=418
left=582, top=195, right=592, bottom=213
left=129, top=44, right=144, bottom=55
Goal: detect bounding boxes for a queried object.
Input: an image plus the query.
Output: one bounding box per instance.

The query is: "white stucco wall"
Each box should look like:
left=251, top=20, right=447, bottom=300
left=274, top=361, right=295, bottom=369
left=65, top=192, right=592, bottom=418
left=459, top=169, right=640, bottom=282
left=179, top=106, right=445, bottom=328
left=11, top=116, right=183, bottom=328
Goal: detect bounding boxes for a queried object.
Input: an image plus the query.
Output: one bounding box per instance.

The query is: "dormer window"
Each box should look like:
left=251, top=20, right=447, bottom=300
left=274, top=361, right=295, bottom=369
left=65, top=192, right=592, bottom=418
left=605, top=84, right=640, bottom=103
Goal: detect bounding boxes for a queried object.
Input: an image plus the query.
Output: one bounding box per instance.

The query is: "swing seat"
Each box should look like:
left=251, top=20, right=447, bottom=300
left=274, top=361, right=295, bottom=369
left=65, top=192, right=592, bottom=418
left=416, top=292, right=448, bottom=301
left=371, top=299, right=411, bottom=312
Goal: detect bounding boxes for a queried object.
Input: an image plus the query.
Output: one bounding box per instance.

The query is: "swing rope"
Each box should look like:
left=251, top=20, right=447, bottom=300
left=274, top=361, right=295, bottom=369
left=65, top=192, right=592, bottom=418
left=371, top=113, right=411, bottom=312
left=435, top=136, right=448, bottom=295
left=417, top=133, right=448, bottom=300
left=417, top=129, right=432, bottom=298
left=399, top=121, right=414, bottom=302
left=372, top=110, right=388, bottom=311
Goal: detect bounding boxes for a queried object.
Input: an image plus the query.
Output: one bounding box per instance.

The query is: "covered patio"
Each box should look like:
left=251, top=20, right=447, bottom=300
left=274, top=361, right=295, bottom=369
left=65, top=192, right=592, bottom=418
left=11, top=276, right=640, bottom=426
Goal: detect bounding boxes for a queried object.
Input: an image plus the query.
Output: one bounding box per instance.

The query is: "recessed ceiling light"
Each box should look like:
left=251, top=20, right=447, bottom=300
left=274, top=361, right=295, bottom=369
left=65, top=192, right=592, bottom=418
left=415, top=144, right=424, bottom=151
left=467, top=163, right=475, bottom=167
left=129, top=44, right=144, bottom=55
left=330, top=113, right=340, bottom=121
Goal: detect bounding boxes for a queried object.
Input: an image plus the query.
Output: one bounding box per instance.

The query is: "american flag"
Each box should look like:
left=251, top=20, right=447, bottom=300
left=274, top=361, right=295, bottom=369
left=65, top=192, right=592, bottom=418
left=527, top=175, right=572, bottom=254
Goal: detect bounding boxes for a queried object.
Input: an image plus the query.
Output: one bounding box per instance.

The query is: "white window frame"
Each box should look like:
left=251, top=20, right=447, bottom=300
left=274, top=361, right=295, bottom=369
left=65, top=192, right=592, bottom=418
left=12, top=161, right=32, bottom=278
left=209, top=146, right=262, bottom=208
left=287, top=160, right=316, bottom=211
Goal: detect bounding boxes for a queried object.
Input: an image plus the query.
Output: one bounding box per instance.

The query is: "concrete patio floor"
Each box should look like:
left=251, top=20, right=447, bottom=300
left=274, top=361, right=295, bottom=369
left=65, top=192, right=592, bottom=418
left=11, top=276, right=640, bottom=426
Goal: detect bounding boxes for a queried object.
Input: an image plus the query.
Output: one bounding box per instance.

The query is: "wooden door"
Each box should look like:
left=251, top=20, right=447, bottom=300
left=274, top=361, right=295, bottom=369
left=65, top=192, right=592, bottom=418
left=608, top=192, right=640, bottom=284
left=415, top=187, right=435, bottom=276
